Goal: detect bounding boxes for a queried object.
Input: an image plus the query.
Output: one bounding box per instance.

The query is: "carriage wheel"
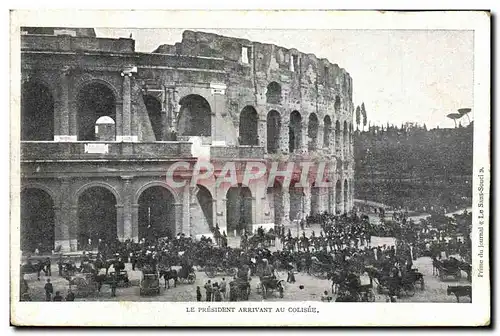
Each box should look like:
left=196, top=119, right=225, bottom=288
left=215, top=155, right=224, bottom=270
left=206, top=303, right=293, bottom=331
left=367, top=289, right=375, bottom=302
left=205, top=267, right=217, bottom=278
left=405, top=283, right=415, bottom=297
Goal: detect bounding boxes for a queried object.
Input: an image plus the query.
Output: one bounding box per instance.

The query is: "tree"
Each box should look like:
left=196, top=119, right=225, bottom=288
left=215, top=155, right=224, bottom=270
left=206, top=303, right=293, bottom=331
left=361, top=103, right=367, bottom=131
left=457, top=108, right=471, bottom=124
left=355, top=106, right=361, bottom=131
left=447, top=113, right=462, bottom=128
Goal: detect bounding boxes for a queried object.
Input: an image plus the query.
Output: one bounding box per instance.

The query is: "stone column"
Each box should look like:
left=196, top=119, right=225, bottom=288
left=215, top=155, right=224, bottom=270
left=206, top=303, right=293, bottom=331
left=330, top=129, right=336, bottom=156
left=188, top=185, right=198, bottom=237
left=279, top=118, right=289, bottom=154
left=301, top=124, right=308, bottom=153
left=121, top=176, right=133, bottom=241
left=317, top=124, right=324, bottom=152
left=69, top=205, right=78, bottom=251
left=174, top=202, right=183, bottom=235
left=55, top=178, right=71, bottom=251
left=131, top=203, right=139, bottom=242
left=116, top=204, right=124, bottom=241
left=281, top=187, right=290, bottom=226
left=54, top=69, right=70, bottom=140
left=120, top=70, right=133, bottom=142
left=339, top=177, right=345, bottom=214
left=210, top=83, right=227, bottom=143
left=303, top=186, right=311, bottom=217
left=160, top=87, right=168, bottom=141
left=182, top=184, right=191, bottom=235
left=258, top=118, right=267, bottom=148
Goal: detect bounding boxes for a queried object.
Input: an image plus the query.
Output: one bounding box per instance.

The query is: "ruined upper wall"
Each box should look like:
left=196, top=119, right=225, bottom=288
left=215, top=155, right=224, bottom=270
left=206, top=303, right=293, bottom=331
left=154, top=30, right=353, bottom=102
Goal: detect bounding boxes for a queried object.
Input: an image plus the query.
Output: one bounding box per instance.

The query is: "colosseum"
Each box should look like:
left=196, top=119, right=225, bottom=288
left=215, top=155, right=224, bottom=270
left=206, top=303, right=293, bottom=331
left=20, top=27, right=355, bottom=253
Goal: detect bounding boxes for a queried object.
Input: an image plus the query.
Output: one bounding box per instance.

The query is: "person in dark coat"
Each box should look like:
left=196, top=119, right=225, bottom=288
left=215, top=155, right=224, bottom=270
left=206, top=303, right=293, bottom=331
left=53, top=291, right=63, bottom=301
left=196, top=286, right=202, bottom=302
left=65, top=289, right=75, bottom=301
left=44, top=279, right=53, bottom=301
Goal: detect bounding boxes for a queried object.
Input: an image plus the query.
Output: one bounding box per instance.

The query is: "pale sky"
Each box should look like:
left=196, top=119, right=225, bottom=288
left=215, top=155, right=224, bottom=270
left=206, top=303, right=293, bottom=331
left=96, top=28, right=474, bottom=129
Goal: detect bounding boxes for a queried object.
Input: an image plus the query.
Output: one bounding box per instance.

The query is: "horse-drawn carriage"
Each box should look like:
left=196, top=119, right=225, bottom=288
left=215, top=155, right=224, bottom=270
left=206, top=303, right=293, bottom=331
left=20, top=256, right=51, bottom=280
left=309, top=259, right=333, bottom=279
left=433, top=257, right=462, bottom=281
left=257, top=275, right=285, bottom=299
left=68, top=273, right=99, bottom=298
left=228, top=265, right=251, bottom=301
left=57, top=255, right=80, bottom=278
left=140, top=271, right=161, bottom=296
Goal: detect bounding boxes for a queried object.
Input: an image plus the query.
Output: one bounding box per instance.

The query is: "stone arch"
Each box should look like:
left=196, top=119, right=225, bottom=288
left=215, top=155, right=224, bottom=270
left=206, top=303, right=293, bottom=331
left=194, top=184, right=214, bottom=231
left=178, top=94, right=212, bottom=137
left=21, top=81, right=55, bottom=141
left=74, top=77, right=120, bottom=101
left=266, top=82, right=282, bottom=104
left=289, top=110, right=302, bottom=153
left=307, top=113, right=319, bottom=151
left=142, top=94, right=163, bottom=141
left=134, top=181, right=180, bottom=204
left=77, top=186, right=118, bottom=249
left=137, top=185, right=176, bottom=241
left=20, top=187, right=55, bottom=252
left=74, top=181, right=122, bottom=206
left=239, top=105, right=259, bottom=145
left=334, top=96, right=341, bottom=114
left=266, top=110, right=281, bottom=154
left=76, top=81, right=117, bottom=141
left=226, top=184, right=253, bottom=236
left=21, top=183, right=59, bottom=205
left=323, top=115, right=332, bottom=148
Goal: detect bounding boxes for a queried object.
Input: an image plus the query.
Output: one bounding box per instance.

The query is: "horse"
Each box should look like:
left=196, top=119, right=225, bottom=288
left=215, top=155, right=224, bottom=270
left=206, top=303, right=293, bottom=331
left=159, top=268, right=178, bottom=289
left=447, top=285, right=472, bottom=303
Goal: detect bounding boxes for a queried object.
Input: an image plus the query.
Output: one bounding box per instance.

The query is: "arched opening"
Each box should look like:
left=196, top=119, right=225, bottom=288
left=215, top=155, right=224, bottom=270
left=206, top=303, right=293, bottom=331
left=77, top=82, right=116, bottom=141
left=21, top=188, right=55, bottom=253
left=335, top=180, right=342, bottom=214
left=95, top=116, right=116, bottom=141
left=289, top=181, right=305, bottom=221
left=266, top=82, right=281, bottom=104
left=78, top=187, right=117, bottom=250
left=178, top=94, right=211, bottom=137
left=266, top=181, right=283, bottom=227
left=310, top=183, right=320, bottom=216
left=344, top=179, right=349, bottom=213
left=226, top=185, right=252, bottom=236
left=334, top=96, right=341, bottom=114
left=21, top=82, right=54, bottom=141
left=343, top=121, right=348, bottom=156
left=138, top=186, right=176, bottom=243
left=307, top=113, right=319, bottom=151
left=289, top=110, right=302, bottom=153
left=335, top=120, right=341, bottom=155
left=143, top=95, right=163, bottom=141
left=323, top=116, right=332, bottom=148
left=195, top=185, right=214, bottom=231
left=266, top=110, right=281, bottom=154
left=239, top=106, right=259, bottom=145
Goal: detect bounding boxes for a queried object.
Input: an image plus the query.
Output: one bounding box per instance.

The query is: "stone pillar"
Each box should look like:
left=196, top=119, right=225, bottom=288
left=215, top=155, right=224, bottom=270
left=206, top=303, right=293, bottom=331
left=188, top=185, right=198, bottom=237
left=121, top=176, right=133, bottom=241
left=303, top=186, right=311, bottom=217
left=210, top=83, right=227, bottom=143
left=131, top=203, right=139, bottom=242
left=68, top=99, right=77, bottom=139
left=182, top=184, right=191, bottom=235
left=160, top=87, right=168, bottom=141
left=120, top=70, right=133, bottom=142
left=317, top=124, right=324, bottom=152
left=251, top=196, right=257, bottom=232
left=258, top=118, right=267, bottom=148
left=54, top=179, right=69, bottom=251
left=282, top=187, right=290, bottom=226
left=116, top=204, right=124, bottom=241
left=339, top=178, right=345, bottom=214
left=174, top=202, right=183, bottom=235
left=280, top=118, right=289, bottom=154
left=69, top=205, right=78, bottom=251
left=54, top=69, right=70, bottom=141
left=301, top=124, right=308, bottom=153
left=331, top=129, right=336, bottom=155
